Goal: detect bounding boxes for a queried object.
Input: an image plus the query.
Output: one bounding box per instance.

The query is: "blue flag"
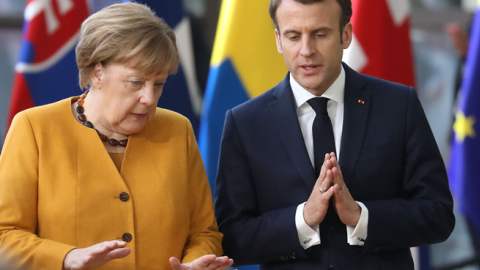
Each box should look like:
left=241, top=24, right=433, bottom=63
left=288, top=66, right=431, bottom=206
left=449, top=1, right=480, bottom=235
left=123, top=0, right=202, bottom=134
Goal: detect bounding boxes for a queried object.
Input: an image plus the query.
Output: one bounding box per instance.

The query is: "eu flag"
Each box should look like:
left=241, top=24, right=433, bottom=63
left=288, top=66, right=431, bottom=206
left=449, top=0, right=480, bottom=236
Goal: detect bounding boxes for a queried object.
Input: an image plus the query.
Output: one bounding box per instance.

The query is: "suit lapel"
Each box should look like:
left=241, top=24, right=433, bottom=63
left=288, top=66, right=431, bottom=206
left=339, top=64, right=371, bottom=185
left=269, top=74, right=317, bottom=188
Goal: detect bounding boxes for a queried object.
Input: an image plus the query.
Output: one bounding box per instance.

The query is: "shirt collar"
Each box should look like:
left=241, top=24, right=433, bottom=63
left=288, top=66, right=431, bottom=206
left=290, top=66, right=345, bottom=110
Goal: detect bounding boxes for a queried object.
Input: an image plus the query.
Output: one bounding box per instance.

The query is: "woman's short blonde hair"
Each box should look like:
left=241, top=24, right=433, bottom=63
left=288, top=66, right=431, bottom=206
left=76, top=2, right=179, bottom=89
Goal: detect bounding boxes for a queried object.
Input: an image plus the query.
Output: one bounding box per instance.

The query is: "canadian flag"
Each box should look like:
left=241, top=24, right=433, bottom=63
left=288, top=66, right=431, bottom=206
left=343, top=0, right=415, bottom=87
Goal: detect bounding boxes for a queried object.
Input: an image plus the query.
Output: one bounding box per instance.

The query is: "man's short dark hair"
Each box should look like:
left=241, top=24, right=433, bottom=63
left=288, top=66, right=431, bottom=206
left=269, top=0, right=352, bottom=42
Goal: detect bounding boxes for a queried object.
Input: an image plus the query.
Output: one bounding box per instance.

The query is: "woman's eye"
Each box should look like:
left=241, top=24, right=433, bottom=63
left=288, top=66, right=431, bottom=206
left=130, top=81, right=143, bottom=86
left=154, top=83, right=164, bottom=87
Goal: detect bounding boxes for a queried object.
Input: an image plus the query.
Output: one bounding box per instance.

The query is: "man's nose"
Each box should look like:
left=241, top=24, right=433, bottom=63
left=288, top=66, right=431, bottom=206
left=300, top=37, right=315, bottom=57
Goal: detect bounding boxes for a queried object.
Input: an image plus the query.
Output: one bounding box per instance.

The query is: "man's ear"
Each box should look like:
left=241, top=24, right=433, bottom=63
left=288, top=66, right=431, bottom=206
left=342, top=22, right=353, bottom=49
left=91, top=63, right=104, bottom=89
left=275, top=29, right=284, bottom=55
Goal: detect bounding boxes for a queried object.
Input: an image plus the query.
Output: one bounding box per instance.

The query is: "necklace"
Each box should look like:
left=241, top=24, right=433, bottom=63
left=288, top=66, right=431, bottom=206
left=76, top=90, right=128, bottom=147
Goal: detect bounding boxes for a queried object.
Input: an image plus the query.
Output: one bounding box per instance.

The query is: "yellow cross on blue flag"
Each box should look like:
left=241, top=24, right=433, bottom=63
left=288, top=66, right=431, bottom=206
left=449, top=1, right=480, bottom=235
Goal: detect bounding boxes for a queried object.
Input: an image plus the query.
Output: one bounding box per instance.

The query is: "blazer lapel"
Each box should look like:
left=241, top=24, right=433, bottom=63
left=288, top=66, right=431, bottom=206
left=75, top=121, right=132, bottom=247
left=119, top=124, right=163, bottom=189
left=339, top=63, right=371, bottom=185
left=268, top=74, right=317, bottom=188
left=76, top=123, right=129, bottom=190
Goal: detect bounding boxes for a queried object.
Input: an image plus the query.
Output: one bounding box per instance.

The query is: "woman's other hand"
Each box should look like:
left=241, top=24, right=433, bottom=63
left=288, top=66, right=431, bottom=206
left=63, top=240, right=131, bottom=270
left=169, top=254, right=234, bottom=270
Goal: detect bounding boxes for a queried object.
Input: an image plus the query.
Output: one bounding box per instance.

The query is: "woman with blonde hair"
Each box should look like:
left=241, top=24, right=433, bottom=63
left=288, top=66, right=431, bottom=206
left=0, top=3, right=232, bottom=270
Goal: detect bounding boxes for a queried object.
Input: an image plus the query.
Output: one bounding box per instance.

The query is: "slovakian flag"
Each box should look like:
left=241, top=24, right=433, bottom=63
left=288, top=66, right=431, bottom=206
left=199, top=0, right=287, bottom=193
left=7, top=0, right=90, bottom=130
left=124, top=0, right=202, bottom=134
left=343, top=0, right=415, bottom=87
left=449, top=0, right=480, bottom=240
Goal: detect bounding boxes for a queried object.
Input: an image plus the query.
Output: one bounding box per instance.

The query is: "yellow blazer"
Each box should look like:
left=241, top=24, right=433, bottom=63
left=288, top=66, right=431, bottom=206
left=0, top=97, right=223, bottom=269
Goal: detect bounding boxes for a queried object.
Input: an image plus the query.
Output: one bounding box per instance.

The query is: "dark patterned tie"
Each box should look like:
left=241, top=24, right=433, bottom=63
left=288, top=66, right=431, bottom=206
left=307, top=97, right=336, bottom=177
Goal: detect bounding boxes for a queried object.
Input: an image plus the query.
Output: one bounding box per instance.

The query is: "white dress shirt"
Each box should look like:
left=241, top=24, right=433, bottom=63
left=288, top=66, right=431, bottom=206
left=290, top=67, right=369, bottom=249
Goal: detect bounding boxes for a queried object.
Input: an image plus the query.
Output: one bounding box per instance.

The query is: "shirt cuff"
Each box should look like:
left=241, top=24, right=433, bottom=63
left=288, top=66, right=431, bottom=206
left=346, top=201, right=368, bottom=246
left=295, top=202, right=320, bottom=249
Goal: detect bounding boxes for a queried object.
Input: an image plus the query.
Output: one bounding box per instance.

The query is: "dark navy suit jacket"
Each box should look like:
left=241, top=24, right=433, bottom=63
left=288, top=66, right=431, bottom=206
left=214, top=63, right=454, bottom=270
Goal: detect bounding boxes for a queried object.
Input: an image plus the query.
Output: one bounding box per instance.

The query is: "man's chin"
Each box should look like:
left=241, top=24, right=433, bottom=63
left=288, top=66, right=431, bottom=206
left=300, top=81, right=326, bottom=94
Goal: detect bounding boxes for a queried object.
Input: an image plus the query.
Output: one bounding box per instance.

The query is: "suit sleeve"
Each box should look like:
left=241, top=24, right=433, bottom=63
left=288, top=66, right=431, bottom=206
left=182, top=119, right=223, bottom=263
left=0, top=112, right=75, bottom=270
left=362, top=87, right=455, bottom=253
left=215, top=109, right=309, bottom=265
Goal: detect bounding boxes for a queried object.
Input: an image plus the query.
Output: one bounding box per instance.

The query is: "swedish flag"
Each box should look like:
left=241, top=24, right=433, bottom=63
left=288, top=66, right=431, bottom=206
left=199, top=0, right=287, bottom=192
left=449, top=0, right=480, bottom=235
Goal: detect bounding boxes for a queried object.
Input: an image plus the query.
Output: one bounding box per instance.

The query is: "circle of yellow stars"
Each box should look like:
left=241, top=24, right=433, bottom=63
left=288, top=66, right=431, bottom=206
left=453, top=111, right=476, bottom=143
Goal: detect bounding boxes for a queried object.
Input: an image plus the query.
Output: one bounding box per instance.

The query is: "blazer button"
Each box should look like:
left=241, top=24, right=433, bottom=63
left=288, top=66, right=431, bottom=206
left=327, top=266, right=335, bottom=270
left=119, top=192, right=130, bottom=202
left=122, top=232, right=133, bottom=242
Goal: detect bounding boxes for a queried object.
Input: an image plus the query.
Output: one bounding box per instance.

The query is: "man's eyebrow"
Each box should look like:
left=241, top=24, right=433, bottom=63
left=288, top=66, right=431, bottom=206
left=282, top=29, right=300, bottom=36
left=282, top=26, right=332, bottom=36
left=312, top=26, right=332, bottom=32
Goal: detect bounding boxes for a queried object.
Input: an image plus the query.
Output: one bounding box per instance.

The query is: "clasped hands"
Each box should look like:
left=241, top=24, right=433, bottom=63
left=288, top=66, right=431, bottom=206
left=63, top=241, right=233, bottom=270
left=303, top=153, right=361, bottom=227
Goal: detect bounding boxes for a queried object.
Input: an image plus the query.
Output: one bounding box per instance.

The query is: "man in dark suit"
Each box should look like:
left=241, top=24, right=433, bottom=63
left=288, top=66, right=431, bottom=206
left=214, top=0, right=455, bottom=269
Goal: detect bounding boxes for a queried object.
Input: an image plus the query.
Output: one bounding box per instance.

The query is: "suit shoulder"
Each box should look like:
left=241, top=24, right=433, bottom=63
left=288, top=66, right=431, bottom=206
left=354, top=73, right=418, bottom=116
left=230, top=87, right=276, bottom=116
left=361, top=74, right=413, bottom=95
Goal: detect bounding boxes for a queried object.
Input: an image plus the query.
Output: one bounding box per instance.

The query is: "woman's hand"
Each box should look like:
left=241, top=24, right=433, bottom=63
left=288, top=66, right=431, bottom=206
left=63, top=240, right=131, bottom=270
left=169, top=254, right=234, bottom=270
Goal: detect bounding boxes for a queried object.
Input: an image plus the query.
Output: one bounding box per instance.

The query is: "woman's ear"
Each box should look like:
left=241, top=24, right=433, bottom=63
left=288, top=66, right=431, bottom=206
left=90, top=63, right=104, bottom=89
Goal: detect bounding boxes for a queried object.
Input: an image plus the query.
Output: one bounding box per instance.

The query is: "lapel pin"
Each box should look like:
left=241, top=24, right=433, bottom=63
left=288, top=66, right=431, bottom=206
left=358, top=99, right=365, bottom=104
